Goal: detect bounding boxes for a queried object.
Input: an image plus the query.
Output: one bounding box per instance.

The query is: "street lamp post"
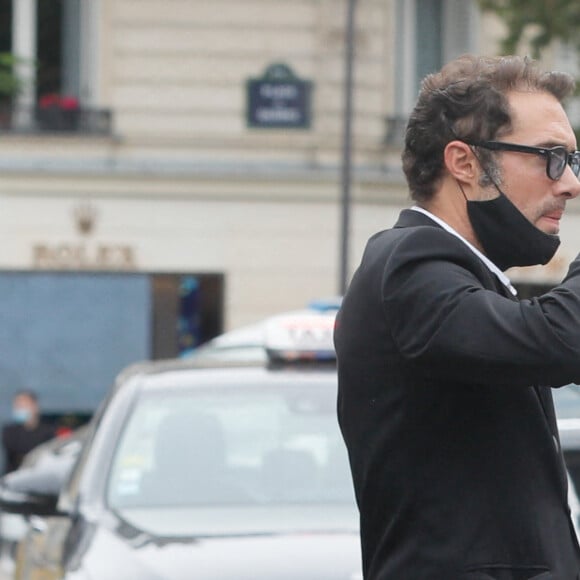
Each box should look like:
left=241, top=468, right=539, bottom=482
left=339, top=0, right=357, bottom=296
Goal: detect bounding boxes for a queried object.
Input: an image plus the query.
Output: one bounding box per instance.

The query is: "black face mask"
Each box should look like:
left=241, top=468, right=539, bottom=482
left=466, top=191, right=560, bottom=271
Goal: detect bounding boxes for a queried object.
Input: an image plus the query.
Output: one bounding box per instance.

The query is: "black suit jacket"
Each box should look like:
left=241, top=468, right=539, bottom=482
left=2, top=421, right=55, bottom=473
left=335, top=209, right=580, bottom=580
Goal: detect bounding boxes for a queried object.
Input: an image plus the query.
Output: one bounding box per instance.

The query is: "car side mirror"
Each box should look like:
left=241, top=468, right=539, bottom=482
left=0, top=464, right=67, bottom=517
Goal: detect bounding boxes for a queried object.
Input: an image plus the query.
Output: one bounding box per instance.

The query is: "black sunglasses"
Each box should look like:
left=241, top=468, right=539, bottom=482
left=466, top=140, right=580, bottom=181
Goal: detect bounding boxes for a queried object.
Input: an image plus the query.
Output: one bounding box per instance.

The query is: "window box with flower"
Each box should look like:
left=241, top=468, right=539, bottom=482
left=37, top=93, right=80, bottom=131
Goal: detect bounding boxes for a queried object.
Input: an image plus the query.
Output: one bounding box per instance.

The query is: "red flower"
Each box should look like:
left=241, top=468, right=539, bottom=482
left=39, top=93, right=79, bottom=110
left=60, top=96, right=79, bottom=110
left=39, top=93, right=60, bottom=108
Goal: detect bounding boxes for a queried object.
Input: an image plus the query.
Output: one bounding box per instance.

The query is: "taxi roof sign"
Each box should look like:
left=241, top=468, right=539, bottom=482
left=264, top=311, right=337, bottom=361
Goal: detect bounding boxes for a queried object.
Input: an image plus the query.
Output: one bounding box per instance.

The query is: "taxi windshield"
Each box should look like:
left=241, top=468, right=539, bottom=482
left=106, top=378, right=354, bottom=514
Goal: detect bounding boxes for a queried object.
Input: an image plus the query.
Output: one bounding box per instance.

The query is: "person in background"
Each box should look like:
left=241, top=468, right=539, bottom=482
left=2, top=390, right=55, bottom=474
left=335, top=54, right=580, bottom=579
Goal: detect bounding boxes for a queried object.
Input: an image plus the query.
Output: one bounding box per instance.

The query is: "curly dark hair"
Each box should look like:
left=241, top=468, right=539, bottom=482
left=402, top=54, right=576, bottom=201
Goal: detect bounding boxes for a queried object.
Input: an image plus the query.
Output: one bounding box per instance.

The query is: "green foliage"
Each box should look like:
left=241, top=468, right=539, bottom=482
left=0, top=53, right=22, bottom=100
left=478, top=0, right=580, bottom=57
left=479, top=1, right=580, bottom=134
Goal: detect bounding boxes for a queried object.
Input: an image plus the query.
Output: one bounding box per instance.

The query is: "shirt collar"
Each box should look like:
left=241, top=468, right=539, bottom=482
left=410, top=206, right=517, bottom=296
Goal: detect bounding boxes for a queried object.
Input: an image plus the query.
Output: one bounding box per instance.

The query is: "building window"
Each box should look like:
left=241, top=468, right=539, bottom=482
left=4, top=0, right=109, bottom=135
left=394, top=0, right=479, bottom=116
left=37, top=0, right=65, bottom=98
left=0, top=0, right=11, bottom=53
left=415, top=0, right=443, bottom=96
left=37, top=0, right=86, bottom=100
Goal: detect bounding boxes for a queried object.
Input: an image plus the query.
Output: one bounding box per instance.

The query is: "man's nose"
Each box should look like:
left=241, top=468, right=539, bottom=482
left=560, top=165, right=580, bottom=199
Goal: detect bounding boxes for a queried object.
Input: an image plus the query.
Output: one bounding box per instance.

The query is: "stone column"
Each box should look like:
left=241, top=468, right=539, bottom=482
left=12, top=0, right=37, bottom=129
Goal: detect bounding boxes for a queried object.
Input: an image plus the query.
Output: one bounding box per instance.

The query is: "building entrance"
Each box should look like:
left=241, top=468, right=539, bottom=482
left=0, top=270, right=223, bottom=465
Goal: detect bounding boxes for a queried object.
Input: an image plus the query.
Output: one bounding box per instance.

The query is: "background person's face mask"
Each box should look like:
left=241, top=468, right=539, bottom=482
left=12, top=407, right=32, bottom=424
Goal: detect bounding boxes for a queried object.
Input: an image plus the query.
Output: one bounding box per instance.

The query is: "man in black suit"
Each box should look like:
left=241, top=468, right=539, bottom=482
left=335, top=54, right=580, bottom=579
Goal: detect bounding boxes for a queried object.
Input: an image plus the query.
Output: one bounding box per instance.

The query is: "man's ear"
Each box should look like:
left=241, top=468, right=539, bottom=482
left=444, top=140, right=479, bottom=185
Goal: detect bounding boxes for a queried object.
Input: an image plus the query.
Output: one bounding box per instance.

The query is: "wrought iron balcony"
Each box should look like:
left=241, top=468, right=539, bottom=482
left=0, top=103, right=113, bottom=136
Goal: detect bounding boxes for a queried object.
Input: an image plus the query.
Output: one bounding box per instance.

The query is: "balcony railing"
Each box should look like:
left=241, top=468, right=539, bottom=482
left=0, top=103, right=113, bottom=136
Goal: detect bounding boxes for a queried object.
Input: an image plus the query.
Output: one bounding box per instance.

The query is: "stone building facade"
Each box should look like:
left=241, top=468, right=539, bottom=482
left=0, top=0, right=577, bottom=357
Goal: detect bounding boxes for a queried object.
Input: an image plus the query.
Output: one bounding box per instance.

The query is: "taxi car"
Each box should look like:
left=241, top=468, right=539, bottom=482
left=0, top=308, right=362, bottom=580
